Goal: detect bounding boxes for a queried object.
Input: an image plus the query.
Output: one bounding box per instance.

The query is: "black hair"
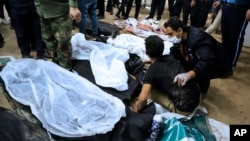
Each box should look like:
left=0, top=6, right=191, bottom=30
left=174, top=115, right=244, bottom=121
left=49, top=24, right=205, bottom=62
left=163, top=17, right=188, bottom=32
left=145, top=35, right=164, bottom=58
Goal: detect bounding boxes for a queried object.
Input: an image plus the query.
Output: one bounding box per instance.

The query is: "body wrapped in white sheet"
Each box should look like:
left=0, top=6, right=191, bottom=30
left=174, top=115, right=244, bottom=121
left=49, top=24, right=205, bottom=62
left=0, top=59, right=126, bottom=137
left=106, top=34, right=173, bottom=62
left=71, top=33, right=129, bottom=91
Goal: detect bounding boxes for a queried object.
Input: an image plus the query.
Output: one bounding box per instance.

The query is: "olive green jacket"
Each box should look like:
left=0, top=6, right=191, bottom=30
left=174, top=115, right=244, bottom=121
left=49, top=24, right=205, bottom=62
left=34, top=0, right=77, bottom=18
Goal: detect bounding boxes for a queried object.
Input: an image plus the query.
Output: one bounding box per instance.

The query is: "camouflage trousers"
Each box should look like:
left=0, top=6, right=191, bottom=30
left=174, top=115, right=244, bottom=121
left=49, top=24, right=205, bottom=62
left=40, top=14, right=72, bottom=70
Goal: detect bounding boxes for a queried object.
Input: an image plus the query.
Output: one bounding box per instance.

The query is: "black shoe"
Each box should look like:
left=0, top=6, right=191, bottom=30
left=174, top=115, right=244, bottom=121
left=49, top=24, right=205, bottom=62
left=156, top=17, right=161, bottom=21
left=221, top=70, right=233, bottom=78
left=114, top=15, right=121, bottom=20
left=145, top=16, right=153, bottom=20
left=36, top=52, right=47, bottom=60
left=43, top=50, right=52, bottom=59
left=122, top=16, right=128, bottom=20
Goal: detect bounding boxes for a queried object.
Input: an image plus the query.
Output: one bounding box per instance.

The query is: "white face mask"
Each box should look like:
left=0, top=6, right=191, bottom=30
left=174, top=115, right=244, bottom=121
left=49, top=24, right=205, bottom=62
left=169, top=36, right=182, bottom=44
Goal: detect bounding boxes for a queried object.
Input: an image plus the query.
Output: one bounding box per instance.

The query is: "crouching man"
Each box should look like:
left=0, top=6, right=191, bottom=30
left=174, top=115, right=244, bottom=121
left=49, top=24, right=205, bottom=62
left=132, top=35, right=201, bottom=115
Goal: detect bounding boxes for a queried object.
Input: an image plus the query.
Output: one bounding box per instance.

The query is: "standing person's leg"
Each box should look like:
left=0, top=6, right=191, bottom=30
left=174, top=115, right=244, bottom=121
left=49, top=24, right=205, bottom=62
left=40, top=18, right=58, bottom=62
left=0, top=0, right=10, bottom=24
left=3, top=0, right=10, bottom=18
left=97, top=0, right=105, bottom=18
left=146, top=0, right=157, bottom=19
left=182, top=0, right=191, bottom=25
left=124, top=0, right=134, bottom=19
left=88, top=0, right=99, bottom=38
left=172, top=0, right=183, bottom=18
left=113, top=0, right=119, bottom=7
left=78, top=0, right=89, bottom=34
left=30, top=9, right=46, bottom=58
left=134, top=0, right=142, bottom=19
left=0, top=0, right=5, bottom=20
left=205, top=8, right=221, bottom=34
left=221, top=6, right=248, bottom=73
left=190, top=0, right=200, bottom=27
left=115, top=0, right=128, bottom=19
left=156, top=0, right=166, bottom=21
left=50, top=15, right=73, bottom=70
left=168, top=0, right=175, bottom=18
left=106, top=0, right=113, bottom=15
left=13, top=13, right=31, bottom=58
left=210, top=4, right=220, bottom=24
left=196, top=0, right=213, bottom=28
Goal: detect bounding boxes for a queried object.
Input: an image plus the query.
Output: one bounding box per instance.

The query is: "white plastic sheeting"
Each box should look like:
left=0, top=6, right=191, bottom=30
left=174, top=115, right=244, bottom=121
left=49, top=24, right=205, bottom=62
left=71, top=33, right=129, bottom=91
left=0, top=59, right=126, bottom=137
left=106, top=34, right=173, bottom=62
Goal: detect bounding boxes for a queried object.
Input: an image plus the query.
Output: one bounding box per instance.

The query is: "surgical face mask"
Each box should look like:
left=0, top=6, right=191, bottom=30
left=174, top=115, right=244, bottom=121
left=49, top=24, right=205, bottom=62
left=169, top=36, right=182, bottom=44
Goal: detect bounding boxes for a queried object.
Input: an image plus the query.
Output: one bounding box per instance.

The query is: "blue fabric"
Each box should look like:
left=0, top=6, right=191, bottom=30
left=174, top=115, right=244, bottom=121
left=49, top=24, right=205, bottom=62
left=78, top=0, right=98, bottom=37
left=225, top=0, right=236, bottom=3
left=222, top=0, right=250, bottom=5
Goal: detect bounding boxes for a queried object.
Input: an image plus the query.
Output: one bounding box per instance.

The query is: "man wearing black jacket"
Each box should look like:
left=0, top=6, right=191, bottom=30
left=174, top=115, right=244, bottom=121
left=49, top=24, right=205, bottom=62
left=164, top=17, right=227, bottom=95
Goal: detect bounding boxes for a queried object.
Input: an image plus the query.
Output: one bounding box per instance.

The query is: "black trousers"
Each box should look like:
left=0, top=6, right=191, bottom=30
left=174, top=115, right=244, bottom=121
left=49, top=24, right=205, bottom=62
left=124, top=0, right=142, bottom=19
left=168, top=0, right=175, bottom=17
left=106, top=0, right=113, bottom=12
left=170, top=0, right=190, bottom=25
left=97, top=0, right=105, bottom=16
left=190, top=0, right=212, bottom=28
left=221, top=5, right=249, bottom=72
left=115, top=0, right=127, bottom=17
left=10, top=1, right=45, bottom=57
left=148, top=0, right=166, bottom=19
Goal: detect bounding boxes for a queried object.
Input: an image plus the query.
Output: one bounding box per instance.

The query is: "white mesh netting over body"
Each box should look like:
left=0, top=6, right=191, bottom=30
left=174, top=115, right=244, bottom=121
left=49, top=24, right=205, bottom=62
left=0, top=59, right=126, bottom=137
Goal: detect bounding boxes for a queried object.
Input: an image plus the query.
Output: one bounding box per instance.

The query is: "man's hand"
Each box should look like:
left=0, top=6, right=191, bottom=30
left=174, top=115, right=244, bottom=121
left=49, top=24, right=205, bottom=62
left=213, top=1, right=221, bottom=9
left=70, top=7, right=81, bottom=22
left=190, top=0, right=196, bottom=7
left=131, top=98, right=147, bottom=113
left=173, top=73, right=191, bottom=87
left=246, top=9, right=250, bottom=21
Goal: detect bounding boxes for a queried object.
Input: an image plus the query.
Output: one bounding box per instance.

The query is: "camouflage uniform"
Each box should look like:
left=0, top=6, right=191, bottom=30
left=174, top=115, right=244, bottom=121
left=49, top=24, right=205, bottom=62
left=34, top=0, right=78, bottom=70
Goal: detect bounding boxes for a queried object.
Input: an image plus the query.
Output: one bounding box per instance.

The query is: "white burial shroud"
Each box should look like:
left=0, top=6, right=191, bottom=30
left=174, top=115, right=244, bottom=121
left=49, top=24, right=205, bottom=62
left=71, top=33, right=129, bottom=91
left=0, top=59, right=126, bottom=137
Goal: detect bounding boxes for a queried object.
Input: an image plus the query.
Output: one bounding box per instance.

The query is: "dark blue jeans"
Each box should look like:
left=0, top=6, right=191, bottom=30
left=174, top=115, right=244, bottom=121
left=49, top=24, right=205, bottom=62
left=78, top=0, right=98, bottom=38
